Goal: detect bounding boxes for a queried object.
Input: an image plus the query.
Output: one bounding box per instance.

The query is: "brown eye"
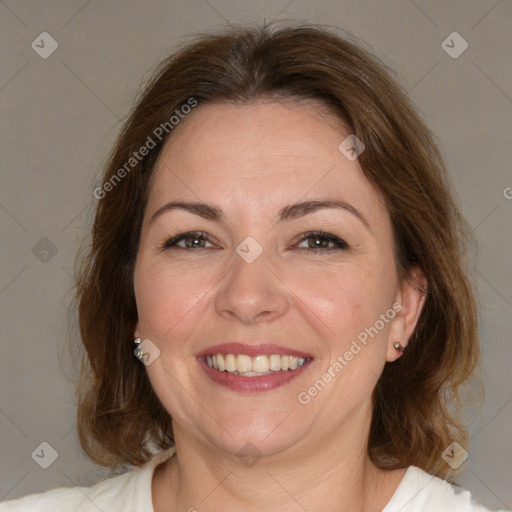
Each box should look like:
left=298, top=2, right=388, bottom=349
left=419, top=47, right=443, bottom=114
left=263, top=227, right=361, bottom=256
left=182, top=235, right=207, bottom=248
left=307, top=236, right=330, bottom=249
left=162, top=232, right=214, bottom=249
left=296, top=232, right=348, bottom=251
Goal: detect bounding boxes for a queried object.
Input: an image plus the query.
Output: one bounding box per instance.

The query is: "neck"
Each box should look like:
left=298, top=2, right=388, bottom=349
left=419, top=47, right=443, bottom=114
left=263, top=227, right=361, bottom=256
left=152, top=418, right=405, bottom=512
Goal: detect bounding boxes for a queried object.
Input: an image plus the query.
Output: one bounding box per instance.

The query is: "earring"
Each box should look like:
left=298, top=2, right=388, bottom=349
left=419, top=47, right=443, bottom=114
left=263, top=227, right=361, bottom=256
left=134, top=337, right=143, bottom=360
left=393, top=342, right=404, bottom=353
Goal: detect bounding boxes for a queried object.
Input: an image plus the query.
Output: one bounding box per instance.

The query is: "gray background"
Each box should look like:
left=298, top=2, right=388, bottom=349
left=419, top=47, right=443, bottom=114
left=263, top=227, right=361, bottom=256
left=1, top=0, right=511, bottom=509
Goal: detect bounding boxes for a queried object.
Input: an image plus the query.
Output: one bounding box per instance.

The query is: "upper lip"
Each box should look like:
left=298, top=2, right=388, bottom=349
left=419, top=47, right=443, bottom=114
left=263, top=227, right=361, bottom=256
left=196, top=342, right=313, bottom=359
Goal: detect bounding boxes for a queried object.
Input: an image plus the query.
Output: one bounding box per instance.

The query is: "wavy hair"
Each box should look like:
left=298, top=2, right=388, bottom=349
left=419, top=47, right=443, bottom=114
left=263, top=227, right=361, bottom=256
left=72, top=23, right=480, bottom=479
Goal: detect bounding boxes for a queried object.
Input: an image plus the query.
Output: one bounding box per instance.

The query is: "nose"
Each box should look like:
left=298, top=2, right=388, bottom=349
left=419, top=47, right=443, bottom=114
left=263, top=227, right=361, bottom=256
left=214, top=248, right=290, bottom=325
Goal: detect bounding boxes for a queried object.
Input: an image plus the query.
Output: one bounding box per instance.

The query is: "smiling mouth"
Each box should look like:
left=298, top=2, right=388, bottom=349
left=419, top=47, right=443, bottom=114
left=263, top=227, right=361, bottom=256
left=205, top=353, right=309, bottom=376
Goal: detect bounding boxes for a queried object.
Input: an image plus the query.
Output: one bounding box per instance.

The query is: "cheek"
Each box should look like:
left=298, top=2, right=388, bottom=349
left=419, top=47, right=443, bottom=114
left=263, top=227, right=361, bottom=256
left=299, top=264, right=390, bottom=346
left=133, top=257, right=213, bottom=343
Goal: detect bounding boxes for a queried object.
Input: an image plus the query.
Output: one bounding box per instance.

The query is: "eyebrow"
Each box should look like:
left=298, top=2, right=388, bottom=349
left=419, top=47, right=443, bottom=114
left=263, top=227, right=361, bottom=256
left=149, top=199, right=370, bottom=229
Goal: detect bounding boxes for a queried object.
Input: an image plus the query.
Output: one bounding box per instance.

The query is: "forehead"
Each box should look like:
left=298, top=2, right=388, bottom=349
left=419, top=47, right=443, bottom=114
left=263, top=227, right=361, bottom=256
left=147, top=100, right=387, bottom=228
left=155, top=99, right=346, bottom=175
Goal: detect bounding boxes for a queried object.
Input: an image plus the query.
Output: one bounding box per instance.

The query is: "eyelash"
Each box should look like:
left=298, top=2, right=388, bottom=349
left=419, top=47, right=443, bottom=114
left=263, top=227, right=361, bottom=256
left=160, top=231, right=349, bottom=252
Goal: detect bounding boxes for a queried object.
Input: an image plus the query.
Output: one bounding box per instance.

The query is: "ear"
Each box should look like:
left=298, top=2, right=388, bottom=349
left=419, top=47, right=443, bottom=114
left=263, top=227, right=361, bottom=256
left=387, top=267, right=427, bottom=362
left=134, top=321, right=140, bottom=340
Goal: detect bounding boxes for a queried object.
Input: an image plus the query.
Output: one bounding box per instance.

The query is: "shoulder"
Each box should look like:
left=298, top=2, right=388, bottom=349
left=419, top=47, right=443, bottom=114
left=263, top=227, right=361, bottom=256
left=383, top=466, right=508, bottom=512
left=0, top=447, right=176, bottom=512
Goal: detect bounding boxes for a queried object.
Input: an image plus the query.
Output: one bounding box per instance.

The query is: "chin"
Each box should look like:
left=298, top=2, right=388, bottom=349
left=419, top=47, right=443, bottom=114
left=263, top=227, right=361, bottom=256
left=191, top=408, right=308, bottom=460
left=210, top=429, right=303, bottom=461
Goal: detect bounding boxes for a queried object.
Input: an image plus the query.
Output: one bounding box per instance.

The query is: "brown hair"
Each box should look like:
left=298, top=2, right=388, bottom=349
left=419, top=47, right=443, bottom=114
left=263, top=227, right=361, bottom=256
left=73, top=23, right=480, bottom=479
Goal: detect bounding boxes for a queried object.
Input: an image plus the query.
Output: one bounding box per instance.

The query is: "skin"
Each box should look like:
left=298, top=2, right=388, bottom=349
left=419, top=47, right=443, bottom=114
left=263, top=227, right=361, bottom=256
left=133, top=99, right=427, bottom=512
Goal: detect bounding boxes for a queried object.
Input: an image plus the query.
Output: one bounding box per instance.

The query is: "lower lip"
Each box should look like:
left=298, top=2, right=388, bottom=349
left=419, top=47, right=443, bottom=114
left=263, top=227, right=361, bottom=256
left=198, top=357, right=312, bottom=392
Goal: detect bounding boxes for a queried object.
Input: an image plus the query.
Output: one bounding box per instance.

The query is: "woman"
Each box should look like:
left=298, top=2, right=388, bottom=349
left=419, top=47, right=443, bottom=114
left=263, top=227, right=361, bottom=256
left=1, top=24, right=506, bottom=512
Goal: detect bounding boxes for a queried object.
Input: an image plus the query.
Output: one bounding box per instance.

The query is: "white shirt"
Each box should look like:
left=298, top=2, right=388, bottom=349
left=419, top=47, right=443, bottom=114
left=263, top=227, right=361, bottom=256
left=0, top=447, right=507, bottom=511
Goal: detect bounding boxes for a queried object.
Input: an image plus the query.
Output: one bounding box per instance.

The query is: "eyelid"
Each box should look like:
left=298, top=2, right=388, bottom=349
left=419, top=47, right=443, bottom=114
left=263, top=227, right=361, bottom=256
left=160, top=231, right=216, bottom=250
left=293, top=231, right=349, bottom=250
left=160, top=230, right=349, bottom=252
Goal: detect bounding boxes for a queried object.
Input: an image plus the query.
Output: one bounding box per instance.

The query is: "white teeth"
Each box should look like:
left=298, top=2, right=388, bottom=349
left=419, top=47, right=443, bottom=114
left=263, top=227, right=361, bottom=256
left=237, top=354, right=252, bottom=373
left=225, top=354, right=237, bottom=372
left=205, top=353, right=307, bottom=374
left=269, top=354, right=281, bottom=371
left=239, top=371, right=272, bottom=377
left=252, top=355, right=269, bottom=373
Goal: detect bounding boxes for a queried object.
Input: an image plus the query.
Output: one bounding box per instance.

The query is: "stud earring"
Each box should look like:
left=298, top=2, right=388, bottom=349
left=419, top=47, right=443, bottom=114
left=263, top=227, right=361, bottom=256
left=134, top=337, right=142, bottom=360
left=393, top=342, right=404, bottom=353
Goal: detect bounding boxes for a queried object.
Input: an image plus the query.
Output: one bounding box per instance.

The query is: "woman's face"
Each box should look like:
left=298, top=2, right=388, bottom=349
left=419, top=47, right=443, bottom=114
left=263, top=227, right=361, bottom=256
left=133, top=100, right=422, bottom=458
